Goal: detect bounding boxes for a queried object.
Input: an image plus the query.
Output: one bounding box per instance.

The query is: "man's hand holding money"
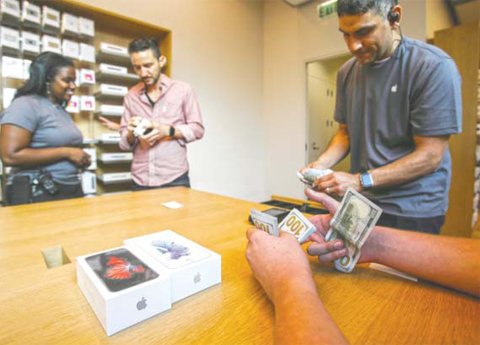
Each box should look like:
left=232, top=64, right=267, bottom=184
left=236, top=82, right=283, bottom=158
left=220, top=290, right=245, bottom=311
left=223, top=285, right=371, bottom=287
left=305, top=189, right=379, bottom=266
left=245, top=227, right=314, bottom=302
left=311, top=171, right=363, bottom=198
left=299, top=163, right=362, bottom=197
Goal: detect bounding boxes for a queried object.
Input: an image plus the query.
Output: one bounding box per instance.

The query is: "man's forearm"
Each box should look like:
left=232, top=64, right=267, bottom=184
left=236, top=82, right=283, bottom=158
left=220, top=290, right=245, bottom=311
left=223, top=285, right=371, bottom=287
left=314, top=126, right=350, bottom=169
left=273, top=279, right=348, bottom=345
left=367, top=227, right=480, bottom=297
left=367, top=136, right=449, bottom=188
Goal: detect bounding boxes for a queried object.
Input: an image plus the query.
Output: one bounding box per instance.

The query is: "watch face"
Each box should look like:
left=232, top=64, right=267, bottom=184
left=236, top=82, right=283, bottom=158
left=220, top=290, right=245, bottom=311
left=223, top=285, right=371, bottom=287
left=361, top=173, right=373, bottom=188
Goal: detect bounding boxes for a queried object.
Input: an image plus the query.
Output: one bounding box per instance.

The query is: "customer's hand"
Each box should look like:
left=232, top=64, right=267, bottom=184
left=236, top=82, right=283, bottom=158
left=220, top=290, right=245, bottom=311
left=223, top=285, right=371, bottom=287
left=246, top=228, right=312, bottom=302
left=67, top=148, right=91, bottom=168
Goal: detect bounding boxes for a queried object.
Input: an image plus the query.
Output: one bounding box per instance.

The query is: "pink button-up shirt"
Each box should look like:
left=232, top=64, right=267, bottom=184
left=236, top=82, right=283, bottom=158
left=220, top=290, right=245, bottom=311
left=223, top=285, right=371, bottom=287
left=119, top=75, right=204, bottom=186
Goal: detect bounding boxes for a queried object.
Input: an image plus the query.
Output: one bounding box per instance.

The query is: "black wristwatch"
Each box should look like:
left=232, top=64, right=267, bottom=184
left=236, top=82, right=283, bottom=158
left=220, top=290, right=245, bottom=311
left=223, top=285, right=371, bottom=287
left=360, top=172, right=374, bottom=189
left=169, top=126, right=175, bottom=137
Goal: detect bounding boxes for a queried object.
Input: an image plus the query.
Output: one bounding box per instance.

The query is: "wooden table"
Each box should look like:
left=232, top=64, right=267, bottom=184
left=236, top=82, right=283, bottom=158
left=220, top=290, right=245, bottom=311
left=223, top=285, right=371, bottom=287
left=0, top=188, right=479, bottom=344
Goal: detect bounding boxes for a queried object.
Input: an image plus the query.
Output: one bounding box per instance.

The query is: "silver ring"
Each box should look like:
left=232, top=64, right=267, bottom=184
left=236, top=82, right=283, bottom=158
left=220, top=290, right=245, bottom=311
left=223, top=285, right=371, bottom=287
left=326, top=187, right=330, bottom=193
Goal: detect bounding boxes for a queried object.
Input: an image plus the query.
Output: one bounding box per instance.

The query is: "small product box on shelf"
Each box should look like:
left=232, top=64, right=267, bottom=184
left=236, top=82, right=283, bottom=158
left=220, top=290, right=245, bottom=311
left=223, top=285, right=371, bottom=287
left=62, top=39, right=79, bottom=60
left=76, top=246, right=172, bottom=336
left=81, top=171, right=97, bottom=194
left=100, top=152, right=133, bottom=163
left=3, top=87, right=16, bottom=108
left=1, top=0, right=20, bottom=26
left=99, top=63, right=128, bottom=75
left=79, top=43, right=95, bottom=63
left=80, top=95, right=95, bottom=112
left=97, top=84, right=128, bottom=97
left=41, top=34, right=61, bottom=53
left=66, top=95, right=79, bottom=113
left=78, top=17, right=94, bottom=38
left=124, top=230, right=222, bottom=303
left=23, top=59, right=31, bottom=80
left=0, top=26, right=20, bottom=51
left=80, top=69, right=95, bottom=85
left=99, top=104, right=124, bottom=116
left=99, top=133, right=121, bottom=143
left=61, top=13, right=78, bottom=36
left=82, top=148, right=97, bottom=170
left=2, top=56, right=23, bottom=79
left=100, top=172, right=131, bottom=183
left=21, top=31, right=40, bottom=54
left=100, top=42, right=129, bottom=57
left=41, top=6, right=60, bottom=34
left=21, top=1, right=40, bottom=28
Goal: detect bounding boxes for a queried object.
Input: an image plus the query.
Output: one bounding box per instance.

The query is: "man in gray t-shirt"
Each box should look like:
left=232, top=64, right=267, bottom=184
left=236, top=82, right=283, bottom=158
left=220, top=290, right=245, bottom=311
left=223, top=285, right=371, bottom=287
left=302, top=0, right=462, bottom=234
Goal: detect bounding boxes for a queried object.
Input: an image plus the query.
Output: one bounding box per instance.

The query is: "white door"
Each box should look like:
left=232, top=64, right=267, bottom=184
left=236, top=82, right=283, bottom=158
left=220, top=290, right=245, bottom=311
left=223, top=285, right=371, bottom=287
left=306, top=75, right=336, bottom=164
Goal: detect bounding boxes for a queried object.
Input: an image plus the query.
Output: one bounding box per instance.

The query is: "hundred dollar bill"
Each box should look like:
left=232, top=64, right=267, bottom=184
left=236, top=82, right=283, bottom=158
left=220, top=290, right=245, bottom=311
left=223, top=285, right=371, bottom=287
left=279, top=208, right=316, bottom=243
left=330, top=188, right=382, bottom=248
left=297, top=168, right=334, bottom=186
left=250, top=209, right=279, bottom=236
left=325, top=228, right=361, bottom=273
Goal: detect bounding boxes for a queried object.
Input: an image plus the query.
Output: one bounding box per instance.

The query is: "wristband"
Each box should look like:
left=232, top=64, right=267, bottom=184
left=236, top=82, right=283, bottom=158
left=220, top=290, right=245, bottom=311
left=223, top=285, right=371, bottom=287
left=169, top=126, right=175, bottom=137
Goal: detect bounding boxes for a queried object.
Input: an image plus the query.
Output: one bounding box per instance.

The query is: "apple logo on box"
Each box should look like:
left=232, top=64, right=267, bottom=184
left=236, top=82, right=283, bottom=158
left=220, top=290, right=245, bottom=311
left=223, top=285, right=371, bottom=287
left=193, top=272, right=201, bottom=284
left=136, top=297, right=147, bottom=311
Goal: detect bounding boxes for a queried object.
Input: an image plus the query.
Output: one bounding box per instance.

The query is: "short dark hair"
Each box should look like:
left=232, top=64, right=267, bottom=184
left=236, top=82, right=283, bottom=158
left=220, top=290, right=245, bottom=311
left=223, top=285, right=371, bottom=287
left=128, top=38, right=161, bottom=59
left=15, top=52, right=74, bottom=99
left=337, top=0, right=398, bottom=19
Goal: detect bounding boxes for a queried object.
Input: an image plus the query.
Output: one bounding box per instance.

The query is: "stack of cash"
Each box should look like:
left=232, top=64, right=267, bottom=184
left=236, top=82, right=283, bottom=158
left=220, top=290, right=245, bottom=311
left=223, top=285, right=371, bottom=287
left=326, top=188, right=382, bottom=273
left=250, top=208, right=316, bottom=243
left=297, top=168, right=334, bottom=186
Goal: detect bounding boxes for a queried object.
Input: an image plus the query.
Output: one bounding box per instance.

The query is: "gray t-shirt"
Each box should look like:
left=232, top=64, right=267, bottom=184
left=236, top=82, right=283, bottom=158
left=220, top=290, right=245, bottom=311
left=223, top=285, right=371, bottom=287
left=0, top=95, right=83, bottom=185
left=334, top=37, right=462, bottom=217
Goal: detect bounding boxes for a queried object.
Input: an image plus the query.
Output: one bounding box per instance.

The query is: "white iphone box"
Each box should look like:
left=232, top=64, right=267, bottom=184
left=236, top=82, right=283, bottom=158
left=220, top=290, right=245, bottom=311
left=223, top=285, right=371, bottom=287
left=62, top=39, right=79, bottom=60
left=61, top=13, right=78, bottom=35
left=78, top=17, right=94, bottom=38
left=21, top=1, right=40, bottom=28
left=77, top=246, right=172, bottom=336
left=80, top=68, right=95, bottom=85
left=80, top=95, right=95, bottom=112
left=41, top=34, right=61, bottom=53
left=124, top=230, right=222, bottom=303
left=21, top=31, right=39, bottom=54
left=66, top=95, right=79, bottom=113
left=81, top=171, right=97, bottom=194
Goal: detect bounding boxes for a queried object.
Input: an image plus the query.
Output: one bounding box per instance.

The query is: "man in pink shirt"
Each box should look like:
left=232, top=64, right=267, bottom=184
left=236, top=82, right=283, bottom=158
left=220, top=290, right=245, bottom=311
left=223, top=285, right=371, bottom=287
left=119, top=38, right=204, bottom=191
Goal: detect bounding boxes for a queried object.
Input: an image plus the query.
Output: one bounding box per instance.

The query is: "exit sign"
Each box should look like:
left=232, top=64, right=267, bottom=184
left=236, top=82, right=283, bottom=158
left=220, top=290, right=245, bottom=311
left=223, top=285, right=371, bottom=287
left=317, top=0, right=337, bottom=19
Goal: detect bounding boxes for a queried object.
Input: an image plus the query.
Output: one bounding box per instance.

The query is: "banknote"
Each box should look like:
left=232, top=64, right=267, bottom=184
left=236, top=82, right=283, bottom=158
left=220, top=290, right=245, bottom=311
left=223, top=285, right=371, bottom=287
left=330, top=187, right=382, bottom=248
left=250, top=208, right=279, bottom=236
left=279, top=208, right=316, bottom=243
left=297, top=168, right=334, bottom=186
left=325, top=228, right=361, bottom=273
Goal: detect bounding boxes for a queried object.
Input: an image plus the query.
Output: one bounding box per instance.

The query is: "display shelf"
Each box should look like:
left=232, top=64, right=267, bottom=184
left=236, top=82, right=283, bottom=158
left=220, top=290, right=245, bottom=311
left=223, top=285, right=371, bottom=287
left=0, top=0, right=172, bottom=201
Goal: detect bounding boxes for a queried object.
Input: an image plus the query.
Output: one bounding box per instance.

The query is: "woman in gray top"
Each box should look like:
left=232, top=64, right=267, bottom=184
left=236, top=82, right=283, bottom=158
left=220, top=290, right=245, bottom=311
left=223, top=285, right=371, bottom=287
left=0, top=52, right=91, bottom=205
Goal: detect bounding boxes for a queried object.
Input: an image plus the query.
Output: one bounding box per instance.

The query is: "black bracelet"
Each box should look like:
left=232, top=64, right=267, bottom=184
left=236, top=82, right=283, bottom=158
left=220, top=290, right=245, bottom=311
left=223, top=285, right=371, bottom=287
left=169, top=126, right=175, bottom=136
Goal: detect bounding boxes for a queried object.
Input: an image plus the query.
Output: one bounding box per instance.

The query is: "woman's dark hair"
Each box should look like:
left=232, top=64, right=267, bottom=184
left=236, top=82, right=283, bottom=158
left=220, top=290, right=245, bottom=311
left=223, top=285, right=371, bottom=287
left=337, top=0, right=398, bottom=19
left=128, top=38, right=162, bottom=59
left=14, top=52, right=74, bottom=99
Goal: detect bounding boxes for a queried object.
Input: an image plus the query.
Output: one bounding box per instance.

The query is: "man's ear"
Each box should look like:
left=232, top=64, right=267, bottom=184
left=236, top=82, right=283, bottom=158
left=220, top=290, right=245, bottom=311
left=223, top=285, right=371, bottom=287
left=159, top=56, right=167, bottom=69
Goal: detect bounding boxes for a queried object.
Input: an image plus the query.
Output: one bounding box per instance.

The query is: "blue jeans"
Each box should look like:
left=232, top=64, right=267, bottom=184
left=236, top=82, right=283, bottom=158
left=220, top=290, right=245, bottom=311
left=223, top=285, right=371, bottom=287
left=131, top=172, right=191, bottom=191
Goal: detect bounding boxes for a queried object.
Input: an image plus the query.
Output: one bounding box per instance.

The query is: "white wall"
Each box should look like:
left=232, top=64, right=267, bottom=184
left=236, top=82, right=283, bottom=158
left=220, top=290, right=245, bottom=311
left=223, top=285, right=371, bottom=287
left=73, top=0, right=267, bottom=201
